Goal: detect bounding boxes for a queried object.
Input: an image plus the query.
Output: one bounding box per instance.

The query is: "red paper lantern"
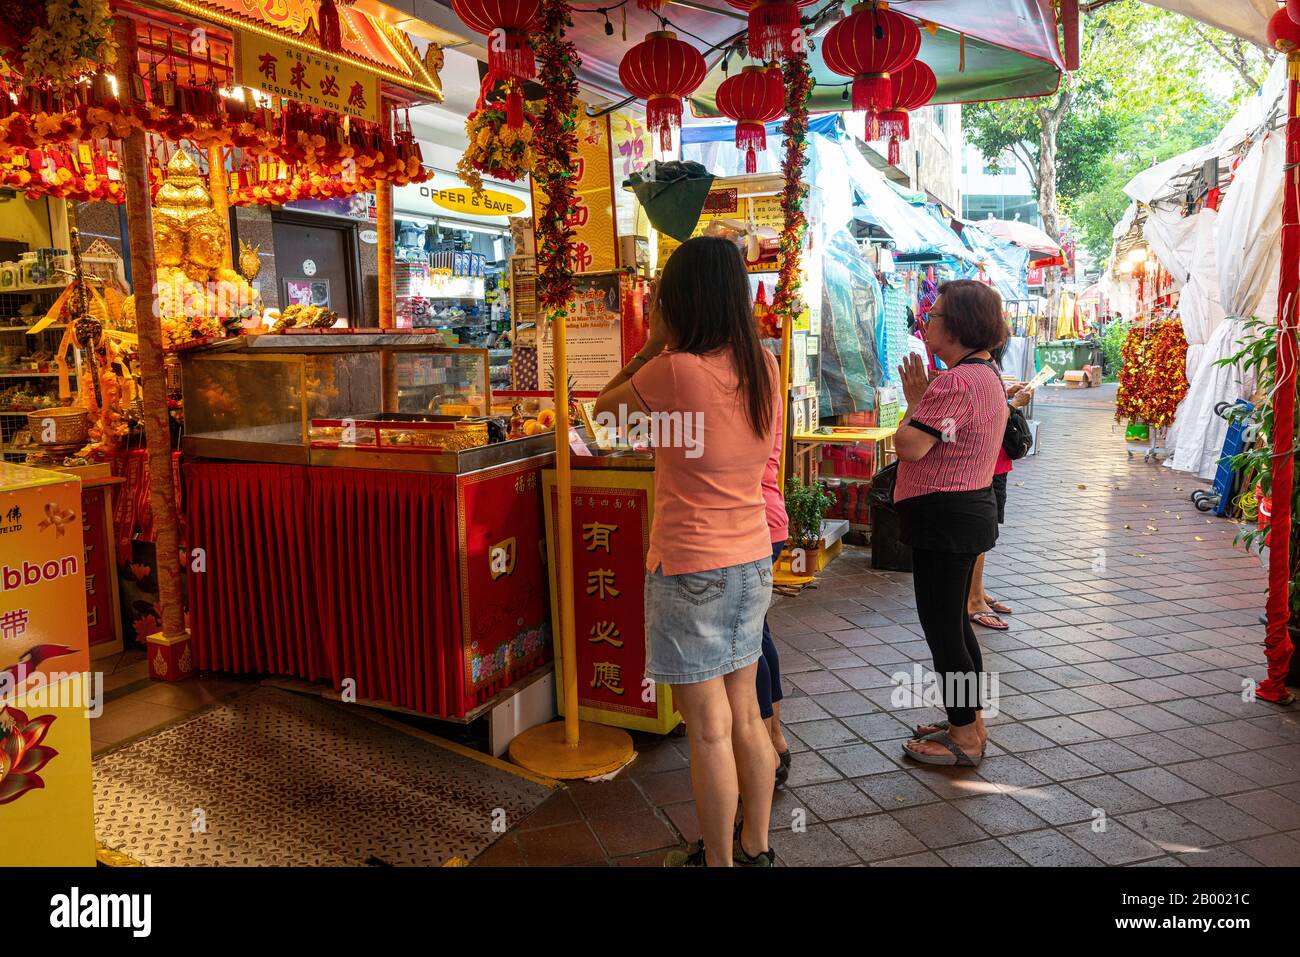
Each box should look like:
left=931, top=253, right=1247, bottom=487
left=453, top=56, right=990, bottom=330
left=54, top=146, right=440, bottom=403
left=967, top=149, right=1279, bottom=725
left=725, top=0, right=818, bottom=62
left=1288, top=0, right=1300, bottom=26
left=451, top=0, right=541, bottom=81
left=716, top=66, right=785, bottom=173
left=619, top=31, right=708, bottom=152
left=1270, top=7, right=1300, bottom=80
left=877, top=59, right=936, bottom=166
left=822, top=1, right=921, bottom=116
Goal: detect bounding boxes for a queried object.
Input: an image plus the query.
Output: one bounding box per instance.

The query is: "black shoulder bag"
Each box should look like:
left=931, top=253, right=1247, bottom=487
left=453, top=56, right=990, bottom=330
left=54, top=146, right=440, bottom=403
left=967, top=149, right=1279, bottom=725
left=1003, top=404, right=1033, bottom=460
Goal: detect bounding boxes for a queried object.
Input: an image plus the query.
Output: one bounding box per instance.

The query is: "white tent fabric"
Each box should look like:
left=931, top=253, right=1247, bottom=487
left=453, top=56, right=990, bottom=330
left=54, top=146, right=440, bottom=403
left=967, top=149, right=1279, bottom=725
left=1178, top=207, right=1226, bottom=380
left=1123, top=57, right=1287, bottom=209
left=1216, top=130, right=1284, bottom=320
left=1139, top=1, right=1276, bottom=62
left=1164, top=317, right=1257, bottom=479
left=1099, top=272, right=1141, bottom=321
left=1142, top=209, right=1199, bottom=284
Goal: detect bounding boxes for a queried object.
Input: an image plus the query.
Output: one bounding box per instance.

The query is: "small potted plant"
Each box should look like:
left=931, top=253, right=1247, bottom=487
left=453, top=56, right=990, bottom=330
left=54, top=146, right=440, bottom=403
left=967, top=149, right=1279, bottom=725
left=784, top=476, right=835, bottom=572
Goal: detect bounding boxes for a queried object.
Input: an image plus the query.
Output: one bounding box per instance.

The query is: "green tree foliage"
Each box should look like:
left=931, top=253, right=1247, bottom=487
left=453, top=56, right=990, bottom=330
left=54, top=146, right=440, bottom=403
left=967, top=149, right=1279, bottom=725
left=964, top=0, right=1271, bottom=266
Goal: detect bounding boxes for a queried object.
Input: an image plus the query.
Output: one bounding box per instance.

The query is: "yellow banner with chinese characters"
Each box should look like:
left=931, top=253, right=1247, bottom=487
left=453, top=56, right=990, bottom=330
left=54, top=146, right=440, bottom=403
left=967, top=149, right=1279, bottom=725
left=531, top=103, right=619, bottom=274
left=235, top=28, right=380, bottom=124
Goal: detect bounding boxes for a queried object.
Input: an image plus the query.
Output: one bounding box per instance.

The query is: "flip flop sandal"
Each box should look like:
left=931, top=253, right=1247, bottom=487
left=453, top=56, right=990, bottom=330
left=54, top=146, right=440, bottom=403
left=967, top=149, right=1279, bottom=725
left=775, top=749, right=791, bottom=786
left=913, top=719, right=950, bottom=738
left=902, top=730, right=984, bottom=767
left=985, top=597, right=1013, bottom=614
left=969, top=611, right=1009, bottom=631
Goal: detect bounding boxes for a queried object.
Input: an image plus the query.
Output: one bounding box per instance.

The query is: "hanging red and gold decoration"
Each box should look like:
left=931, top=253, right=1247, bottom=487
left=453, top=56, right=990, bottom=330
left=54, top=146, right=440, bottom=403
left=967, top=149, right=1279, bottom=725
left=772, top=47, right=812, bottom=328
left=1115, top=319, right=1189, bottom=429
left=877, top=58, right=935, bottom=165
left=0, top=0, right=115, bottom=88
left=452, top=0, right=541, bottom=127
left=619, top=31, right=707, bottom=153
left=822, top=1, right=921, bottom=118
left=458, top=82, right=538, bottom=194
left=1269, top=7, right=1300, bottom=77
left=725, top=0, right=817, bottom=62
left=1, top=143, right=124, bottom=203
left=533, top=0, right=580, bottom=314
left=716, top=64, right=785, bottom=174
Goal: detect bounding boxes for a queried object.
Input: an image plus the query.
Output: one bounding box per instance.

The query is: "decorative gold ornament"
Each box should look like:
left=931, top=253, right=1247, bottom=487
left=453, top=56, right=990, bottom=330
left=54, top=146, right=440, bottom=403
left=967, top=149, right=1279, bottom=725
left=238, top=240, right=262, bottom=282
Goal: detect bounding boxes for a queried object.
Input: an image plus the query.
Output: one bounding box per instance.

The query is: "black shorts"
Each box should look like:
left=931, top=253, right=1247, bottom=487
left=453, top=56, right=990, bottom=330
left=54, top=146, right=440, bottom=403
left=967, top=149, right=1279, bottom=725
left=992, top=472, right=1008, bottom=524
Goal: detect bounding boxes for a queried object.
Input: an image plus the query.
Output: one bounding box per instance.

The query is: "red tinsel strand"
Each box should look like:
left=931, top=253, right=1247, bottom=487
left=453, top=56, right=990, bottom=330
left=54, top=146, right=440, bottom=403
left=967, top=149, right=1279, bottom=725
left=772, top=48, right=812, bottom=328
left=534, top=0, right=580, bottom=313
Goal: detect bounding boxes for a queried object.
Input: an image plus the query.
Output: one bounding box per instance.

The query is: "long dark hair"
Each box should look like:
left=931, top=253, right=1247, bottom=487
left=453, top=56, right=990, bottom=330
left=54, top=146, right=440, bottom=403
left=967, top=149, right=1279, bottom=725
left=657, top=236, right=774, bottom=436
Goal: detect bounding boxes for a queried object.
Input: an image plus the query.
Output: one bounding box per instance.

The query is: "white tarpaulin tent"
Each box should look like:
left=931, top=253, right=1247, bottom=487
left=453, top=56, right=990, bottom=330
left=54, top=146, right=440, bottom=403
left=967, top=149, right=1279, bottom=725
left=1140, top=0, right=1276, bottom=47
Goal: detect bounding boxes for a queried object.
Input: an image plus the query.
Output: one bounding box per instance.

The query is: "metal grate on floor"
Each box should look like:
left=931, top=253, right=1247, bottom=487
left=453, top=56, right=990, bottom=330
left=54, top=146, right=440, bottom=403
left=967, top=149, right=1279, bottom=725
left=93, top=687, right=551, bottom=866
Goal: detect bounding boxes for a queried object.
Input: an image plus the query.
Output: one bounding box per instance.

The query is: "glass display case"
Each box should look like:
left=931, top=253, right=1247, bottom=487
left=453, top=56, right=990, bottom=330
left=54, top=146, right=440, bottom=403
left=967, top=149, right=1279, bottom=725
left=180, top=333, right=551, bottom=472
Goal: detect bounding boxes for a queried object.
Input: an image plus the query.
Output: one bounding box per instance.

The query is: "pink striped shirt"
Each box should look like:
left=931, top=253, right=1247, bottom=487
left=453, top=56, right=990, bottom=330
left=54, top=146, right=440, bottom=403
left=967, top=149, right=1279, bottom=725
left=894, top=360, right=1007, bottom=503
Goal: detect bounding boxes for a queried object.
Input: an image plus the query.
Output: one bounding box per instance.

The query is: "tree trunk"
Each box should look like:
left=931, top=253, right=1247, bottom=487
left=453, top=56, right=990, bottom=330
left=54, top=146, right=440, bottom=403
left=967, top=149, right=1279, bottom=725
left=1035, top=79, right=1074, bottom=334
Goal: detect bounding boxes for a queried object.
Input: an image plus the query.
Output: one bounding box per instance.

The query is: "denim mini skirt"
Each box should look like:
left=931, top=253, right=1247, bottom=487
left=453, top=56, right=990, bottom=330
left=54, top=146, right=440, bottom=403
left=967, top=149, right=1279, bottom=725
left=644, top=555, right=774, bottom=685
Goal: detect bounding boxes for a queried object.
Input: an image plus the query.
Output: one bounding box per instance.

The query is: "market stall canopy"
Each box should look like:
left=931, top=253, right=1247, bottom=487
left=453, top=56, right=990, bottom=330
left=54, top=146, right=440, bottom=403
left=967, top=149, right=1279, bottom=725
left=962, top=216, right=1064, bottom=264
left=1139, top=0, right=1277, bottom=46
left=431, top=0, right=1064, bottom=108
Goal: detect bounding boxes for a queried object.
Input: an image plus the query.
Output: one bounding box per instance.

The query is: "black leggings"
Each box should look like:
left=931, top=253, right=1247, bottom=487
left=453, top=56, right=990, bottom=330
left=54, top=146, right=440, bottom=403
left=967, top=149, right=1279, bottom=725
left=910, top=548, right=984, bottom=727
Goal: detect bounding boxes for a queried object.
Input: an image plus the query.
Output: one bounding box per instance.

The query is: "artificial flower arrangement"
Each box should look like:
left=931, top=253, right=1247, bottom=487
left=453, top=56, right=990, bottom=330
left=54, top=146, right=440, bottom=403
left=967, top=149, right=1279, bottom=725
left=0, top=0, right=115, bottom=88
left=457, top=85, right=538, bottom=195
left=0, top=145, right=125, bottom=203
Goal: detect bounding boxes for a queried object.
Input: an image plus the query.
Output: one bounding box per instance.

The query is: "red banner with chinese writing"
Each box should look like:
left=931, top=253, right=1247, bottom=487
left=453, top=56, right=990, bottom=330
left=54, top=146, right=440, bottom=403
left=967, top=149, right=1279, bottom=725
left=457, top=459, right=552, bottom=697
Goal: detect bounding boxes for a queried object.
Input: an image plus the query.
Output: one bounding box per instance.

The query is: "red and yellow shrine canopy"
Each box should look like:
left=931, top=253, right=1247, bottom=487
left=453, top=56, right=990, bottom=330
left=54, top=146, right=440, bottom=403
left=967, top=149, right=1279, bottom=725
left=436, top=0, right=1064, bottom=110
left=124, top=0, right=442, bottom=99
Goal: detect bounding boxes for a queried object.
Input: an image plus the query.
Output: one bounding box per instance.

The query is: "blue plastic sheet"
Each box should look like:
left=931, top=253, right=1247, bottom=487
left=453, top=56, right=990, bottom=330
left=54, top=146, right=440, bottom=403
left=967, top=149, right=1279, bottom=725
left=818, top=230, right=886, bottom=416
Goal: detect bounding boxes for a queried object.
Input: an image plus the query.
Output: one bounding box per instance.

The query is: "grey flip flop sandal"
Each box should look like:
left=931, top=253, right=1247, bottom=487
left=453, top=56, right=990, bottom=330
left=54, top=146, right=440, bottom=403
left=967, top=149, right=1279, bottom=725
left=913, top=719, right=950, bottom=737
left=902, top=729, right=984, bottom=767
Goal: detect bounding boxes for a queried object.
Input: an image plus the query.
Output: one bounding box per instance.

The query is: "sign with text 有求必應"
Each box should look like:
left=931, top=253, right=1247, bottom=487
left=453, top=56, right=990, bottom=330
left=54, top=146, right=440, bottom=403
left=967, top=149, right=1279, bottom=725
left=236, top=29, right=380, bottom=124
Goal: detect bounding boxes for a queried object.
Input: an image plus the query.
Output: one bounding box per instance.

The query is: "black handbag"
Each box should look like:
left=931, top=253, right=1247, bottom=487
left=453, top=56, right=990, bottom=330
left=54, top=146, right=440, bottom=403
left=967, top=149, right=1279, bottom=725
left=1003, top=406, right=1033, bottom=460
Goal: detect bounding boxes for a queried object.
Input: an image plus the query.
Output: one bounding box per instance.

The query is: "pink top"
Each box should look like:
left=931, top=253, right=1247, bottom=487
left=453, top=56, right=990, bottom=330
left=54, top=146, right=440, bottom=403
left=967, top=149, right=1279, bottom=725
left=762, top=399, right=789, bottom=543
left=895, top=359, right=1007, bottom=504
left=632, top=348, right=778, bottom=575
left=994, top=446, right=1013, bottom=476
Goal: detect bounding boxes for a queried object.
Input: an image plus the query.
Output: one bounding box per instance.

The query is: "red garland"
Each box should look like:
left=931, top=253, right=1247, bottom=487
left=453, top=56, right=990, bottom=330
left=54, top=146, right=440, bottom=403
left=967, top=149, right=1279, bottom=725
left=533, top=0, right=580, bottom=315
left=1114, top=319, right=1189, bottom=429
left=772, top=49, right=812, bottom=329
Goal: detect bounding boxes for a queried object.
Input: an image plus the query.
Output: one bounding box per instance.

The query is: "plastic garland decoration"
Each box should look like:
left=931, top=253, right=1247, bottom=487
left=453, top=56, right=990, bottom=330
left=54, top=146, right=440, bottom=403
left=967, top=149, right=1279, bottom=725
left=457, top=84, right=538, bottom=195
left=2, top=0, right=115, bottom=87
left=533, top=0, right=580, bottom=316
left=772, top=47, right=812, bottom=328
left=1114, top=318, right=1189, bottom=429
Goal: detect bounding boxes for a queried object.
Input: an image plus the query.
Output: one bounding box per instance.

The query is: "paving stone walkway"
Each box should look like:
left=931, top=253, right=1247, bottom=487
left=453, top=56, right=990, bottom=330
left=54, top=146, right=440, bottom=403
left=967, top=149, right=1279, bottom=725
left=478, top=384, right=1300, bottom=867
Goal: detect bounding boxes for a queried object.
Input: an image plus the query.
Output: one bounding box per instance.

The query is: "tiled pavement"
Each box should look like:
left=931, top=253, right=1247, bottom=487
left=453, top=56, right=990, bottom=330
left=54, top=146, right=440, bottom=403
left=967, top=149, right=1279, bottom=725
left=479, top=383, right=1300, bottom=867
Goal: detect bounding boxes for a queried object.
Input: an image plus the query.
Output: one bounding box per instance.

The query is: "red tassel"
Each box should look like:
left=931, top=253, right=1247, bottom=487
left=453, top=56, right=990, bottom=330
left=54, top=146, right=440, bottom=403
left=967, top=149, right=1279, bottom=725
left=888, top=137, right=901, bottom=166
left=489, top=28, right=536, bottom=82
left=736, top=121, right=767, bottom=154
left=318, top=0, right=341, bottom=52
left=748, top=2, right=802, bottom=61
left=506, top=86, right=524, bottom=129
left=636, top=0, right=664, bottom=8
left=878, top=109, right=909, bottom=143
left=746, top=147, right=758, bottom=174
left=647, top=95, right=682, bottom=153
left=852, top=74, right=893, bottom=115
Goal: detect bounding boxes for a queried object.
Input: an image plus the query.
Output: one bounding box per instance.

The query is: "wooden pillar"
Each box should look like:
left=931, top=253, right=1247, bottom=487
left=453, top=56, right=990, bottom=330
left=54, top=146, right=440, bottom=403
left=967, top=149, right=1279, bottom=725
left=207, top=145, right=232, bottom=270
left=113, top=19, right=189, bottom=668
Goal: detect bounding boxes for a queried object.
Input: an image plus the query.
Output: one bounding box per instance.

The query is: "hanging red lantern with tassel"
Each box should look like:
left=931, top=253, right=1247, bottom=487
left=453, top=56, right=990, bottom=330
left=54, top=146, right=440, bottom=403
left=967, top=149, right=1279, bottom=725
left=725, top=0, right=818, bottom=62
left=1269, top=8, right=1300, bottom=78
left=618, top=31, right=708, bottom=153
left=452, top=0, right=541, bottom=127
left=822, top=1, right=921, bottom=118
left=877, top=59, right=935, bottom=166
left=716, top=65, right=785, bottom=174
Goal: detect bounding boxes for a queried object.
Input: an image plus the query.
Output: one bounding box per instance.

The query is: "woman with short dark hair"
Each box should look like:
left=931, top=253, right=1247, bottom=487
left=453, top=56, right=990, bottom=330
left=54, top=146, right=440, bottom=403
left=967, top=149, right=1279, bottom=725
left=892, top=279, right=1009, bottom=767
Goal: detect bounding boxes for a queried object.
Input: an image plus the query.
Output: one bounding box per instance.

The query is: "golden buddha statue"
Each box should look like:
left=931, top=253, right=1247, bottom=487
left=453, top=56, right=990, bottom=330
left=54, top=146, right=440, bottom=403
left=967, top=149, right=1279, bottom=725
left=124, top=150, right=263, bottom=349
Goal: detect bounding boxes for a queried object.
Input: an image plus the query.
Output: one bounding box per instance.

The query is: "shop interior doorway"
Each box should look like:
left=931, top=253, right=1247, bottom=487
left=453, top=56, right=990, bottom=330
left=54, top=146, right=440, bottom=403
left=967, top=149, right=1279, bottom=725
left=270, top=211, right=363, bottom=325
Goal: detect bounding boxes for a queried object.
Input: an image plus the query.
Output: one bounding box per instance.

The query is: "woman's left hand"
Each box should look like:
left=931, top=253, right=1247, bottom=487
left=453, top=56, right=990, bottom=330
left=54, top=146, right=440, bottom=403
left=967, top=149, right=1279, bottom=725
left=899, top=353, right=930, bottom=408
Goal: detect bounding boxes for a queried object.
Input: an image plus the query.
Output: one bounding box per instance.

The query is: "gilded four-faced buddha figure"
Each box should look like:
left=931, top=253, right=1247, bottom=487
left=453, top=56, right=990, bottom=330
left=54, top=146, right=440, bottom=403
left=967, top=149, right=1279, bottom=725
left=125, top=150, right=263, bottom=348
